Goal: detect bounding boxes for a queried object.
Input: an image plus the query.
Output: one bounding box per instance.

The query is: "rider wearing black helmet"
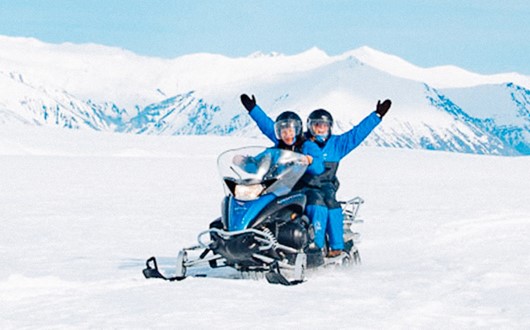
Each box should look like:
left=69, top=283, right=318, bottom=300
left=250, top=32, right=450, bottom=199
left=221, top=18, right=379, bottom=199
left=240, top=94, right=326, bottom=260
left=307, top=109, right=334, bottom=143
left=274, top=111, right=304, bottom=151
left=303, top=100, right=391, bottom=257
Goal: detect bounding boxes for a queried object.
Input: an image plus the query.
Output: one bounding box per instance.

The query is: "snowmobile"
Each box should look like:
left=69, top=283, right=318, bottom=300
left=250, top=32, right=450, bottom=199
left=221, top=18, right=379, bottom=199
left=143, top=146, right=365, bottom=285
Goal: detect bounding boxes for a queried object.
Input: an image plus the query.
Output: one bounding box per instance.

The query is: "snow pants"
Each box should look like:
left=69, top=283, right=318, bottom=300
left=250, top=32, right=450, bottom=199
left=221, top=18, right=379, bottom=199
left=305, top=186, right=344, bottom=250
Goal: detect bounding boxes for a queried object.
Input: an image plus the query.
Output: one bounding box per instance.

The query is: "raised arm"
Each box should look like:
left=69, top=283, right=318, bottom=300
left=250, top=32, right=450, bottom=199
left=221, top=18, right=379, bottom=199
left=332, top=99, right=391, bottom=158
left=241, top=94, right=278, bottom=144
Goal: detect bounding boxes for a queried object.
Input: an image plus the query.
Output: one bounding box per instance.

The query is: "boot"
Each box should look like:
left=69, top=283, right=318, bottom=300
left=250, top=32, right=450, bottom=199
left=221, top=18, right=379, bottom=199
left=327, top=250, right=342, bottom=258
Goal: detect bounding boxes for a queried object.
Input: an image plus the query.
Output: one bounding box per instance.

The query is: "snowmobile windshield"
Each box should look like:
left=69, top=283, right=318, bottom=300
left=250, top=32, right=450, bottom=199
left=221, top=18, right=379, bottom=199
left=218, top=146, right=308, bottom=200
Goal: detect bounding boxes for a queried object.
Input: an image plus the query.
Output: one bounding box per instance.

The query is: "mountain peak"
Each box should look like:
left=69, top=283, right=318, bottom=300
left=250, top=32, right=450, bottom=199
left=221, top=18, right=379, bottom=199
left=342, top=46, right=530, bottom=90
left=248, top=51, right=284, bottom=58
left=298, top=46, right=329, bottom=57
left=247, top=47, right=328, bottom=61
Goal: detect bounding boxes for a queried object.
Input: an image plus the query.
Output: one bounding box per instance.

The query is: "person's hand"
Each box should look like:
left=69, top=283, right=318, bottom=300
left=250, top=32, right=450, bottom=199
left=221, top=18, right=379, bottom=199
left=300, top=155, right=312, bottom=165
left=240, top=94, right=256, bottom=112
left=233, top=155, right=245, bottom=165
left=376, top=99, right=392, bottom=118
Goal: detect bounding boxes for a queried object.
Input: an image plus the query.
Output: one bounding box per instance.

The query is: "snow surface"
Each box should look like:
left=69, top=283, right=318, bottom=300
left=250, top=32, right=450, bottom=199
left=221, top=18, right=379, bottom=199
left=1, top=126, right=529, bottom=328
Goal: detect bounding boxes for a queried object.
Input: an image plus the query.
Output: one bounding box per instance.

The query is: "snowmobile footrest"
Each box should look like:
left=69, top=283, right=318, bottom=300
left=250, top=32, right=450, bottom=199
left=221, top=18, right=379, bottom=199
left=142, top=256, right=186, bottom=282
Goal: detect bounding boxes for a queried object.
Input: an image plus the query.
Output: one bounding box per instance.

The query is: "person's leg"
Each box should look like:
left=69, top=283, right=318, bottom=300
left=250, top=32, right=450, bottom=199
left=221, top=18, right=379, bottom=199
left=306, top=204, right=328, bottom=248
left=327, top=208, right=344, bottom=251
left=322, top=186, right=344, bottom=255
left=304, top=189, right=328, bottom=249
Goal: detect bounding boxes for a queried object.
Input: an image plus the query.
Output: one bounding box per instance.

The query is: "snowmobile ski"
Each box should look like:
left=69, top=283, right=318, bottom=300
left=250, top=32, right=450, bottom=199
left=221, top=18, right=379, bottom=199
left=265, top=271, right=303, bottom=286
left=142, top=256, right=186, bottom=282
left=265, top=259, right=305, bottom=286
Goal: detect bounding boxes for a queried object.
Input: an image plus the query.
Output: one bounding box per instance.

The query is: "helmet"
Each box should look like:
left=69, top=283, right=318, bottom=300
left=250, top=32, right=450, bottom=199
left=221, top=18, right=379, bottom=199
left=307, top=109, right=333, bottom=142
left=274, top=111, right=303, bottom=145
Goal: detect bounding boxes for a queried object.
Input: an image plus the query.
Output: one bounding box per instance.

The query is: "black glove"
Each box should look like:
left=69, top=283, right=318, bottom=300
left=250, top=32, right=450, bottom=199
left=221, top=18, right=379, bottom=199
left=240, top=94, right=256, bottom=112
left=376, top=99, right=391, bottom=118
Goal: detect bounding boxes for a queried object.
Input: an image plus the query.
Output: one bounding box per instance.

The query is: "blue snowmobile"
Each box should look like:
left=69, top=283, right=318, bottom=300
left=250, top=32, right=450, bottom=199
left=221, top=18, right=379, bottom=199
left=143, top=146, right=364, bottom=285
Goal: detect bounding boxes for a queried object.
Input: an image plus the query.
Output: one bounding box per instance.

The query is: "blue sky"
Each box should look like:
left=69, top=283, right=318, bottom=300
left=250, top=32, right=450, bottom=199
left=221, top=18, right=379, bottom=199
left=0, top=0, right=529, bottom=75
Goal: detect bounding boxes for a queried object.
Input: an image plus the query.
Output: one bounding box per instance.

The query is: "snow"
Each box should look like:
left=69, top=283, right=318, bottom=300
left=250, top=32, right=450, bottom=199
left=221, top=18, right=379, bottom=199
left=1, top=126, right=529, bottom=328
left=441, top=84, right=527, bottom=126
left=348, top=46, right=530, bottom=90
left=2, top=34, right=529, bottom=111
left=0, top=35, right=335, bottom=109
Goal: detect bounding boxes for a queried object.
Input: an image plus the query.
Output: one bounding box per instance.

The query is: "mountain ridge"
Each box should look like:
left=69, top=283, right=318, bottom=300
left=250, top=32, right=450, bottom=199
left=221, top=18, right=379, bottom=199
left=0, top=35, right=529, bottom=155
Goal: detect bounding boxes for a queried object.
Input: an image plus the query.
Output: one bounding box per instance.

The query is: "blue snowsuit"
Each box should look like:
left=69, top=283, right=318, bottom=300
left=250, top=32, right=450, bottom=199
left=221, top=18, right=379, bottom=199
left=251, top=106, right=381, bottom=250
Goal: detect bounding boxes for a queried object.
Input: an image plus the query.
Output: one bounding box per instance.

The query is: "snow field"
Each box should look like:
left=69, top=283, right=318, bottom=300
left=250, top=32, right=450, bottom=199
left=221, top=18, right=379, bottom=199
left=1, top=127, right=529, bottom=328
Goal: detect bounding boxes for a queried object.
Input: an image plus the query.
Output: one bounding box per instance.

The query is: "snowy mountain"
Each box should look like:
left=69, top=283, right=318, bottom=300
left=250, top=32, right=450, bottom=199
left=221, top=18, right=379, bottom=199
left=1, top=35, right=529, bottom=155
left=0, top=70, right=126, bottom=130
left=440, top=83, right=530, bottom=154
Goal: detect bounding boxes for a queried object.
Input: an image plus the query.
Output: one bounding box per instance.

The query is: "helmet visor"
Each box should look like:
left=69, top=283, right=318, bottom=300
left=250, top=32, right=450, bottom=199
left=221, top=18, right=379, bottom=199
left=308, top=118, right=331, bottom=137
left=274, top=119, right=302, bottom=144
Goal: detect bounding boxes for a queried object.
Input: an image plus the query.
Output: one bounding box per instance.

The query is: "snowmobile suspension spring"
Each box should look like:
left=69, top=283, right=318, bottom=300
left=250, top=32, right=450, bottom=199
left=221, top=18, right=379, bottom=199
left=261, top=227, right=278, bottom=248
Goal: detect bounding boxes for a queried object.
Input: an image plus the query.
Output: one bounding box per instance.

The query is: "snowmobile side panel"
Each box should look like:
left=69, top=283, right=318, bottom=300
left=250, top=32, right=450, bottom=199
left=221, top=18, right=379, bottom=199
left=247, top=192, right=306, bottom=229
left=227, top=194, right=276, bottom=231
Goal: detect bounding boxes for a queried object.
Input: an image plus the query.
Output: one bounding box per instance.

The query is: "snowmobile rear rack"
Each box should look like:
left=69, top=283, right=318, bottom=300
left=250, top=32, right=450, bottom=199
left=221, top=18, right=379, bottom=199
left=340, top=196, right=364, bottom=224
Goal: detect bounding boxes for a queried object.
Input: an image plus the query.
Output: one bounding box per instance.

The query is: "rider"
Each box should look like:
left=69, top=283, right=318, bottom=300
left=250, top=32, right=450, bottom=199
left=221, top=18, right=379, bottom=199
left=242, top=93, right=391, bottom=257
left=304, top=100, right=391, bottom=257
left=241, top=95, right=327, bottom=258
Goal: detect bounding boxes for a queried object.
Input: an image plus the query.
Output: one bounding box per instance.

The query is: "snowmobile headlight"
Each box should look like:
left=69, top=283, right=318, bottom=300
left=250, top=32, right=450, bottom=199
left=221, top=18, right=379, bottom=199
left=234, top=183, right=264, bottom=201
